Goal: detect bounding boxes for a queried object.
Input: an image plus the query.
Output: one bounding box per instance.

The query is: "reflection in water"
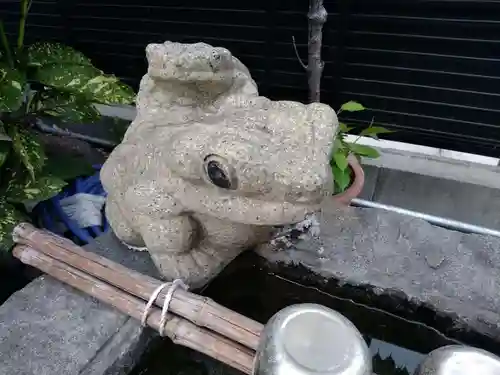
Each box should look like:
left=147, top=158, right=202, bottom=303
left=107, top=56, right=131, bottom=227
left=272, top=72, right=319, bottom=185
left=132, top=339, right=422, bottom=375
left=131, top=252, right=470, bottom=375
left=370, top=338, right=424, bottom=375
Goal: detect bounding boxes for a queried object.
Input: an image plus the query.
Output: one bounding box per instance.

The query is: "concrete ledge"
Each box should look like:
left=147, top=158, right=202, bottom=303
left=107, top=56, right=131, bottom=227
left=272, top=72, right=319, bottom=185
left=345, top=135, right=500, bottom=167
left=361, top=147, right=500, bottom=190
left=365, top=167, right=500, bottom=230
left=95, top=104, right=136, bottom=121
left=79, top=317, right=156, bottom=375
left=0, top=232, right=161, bottom=375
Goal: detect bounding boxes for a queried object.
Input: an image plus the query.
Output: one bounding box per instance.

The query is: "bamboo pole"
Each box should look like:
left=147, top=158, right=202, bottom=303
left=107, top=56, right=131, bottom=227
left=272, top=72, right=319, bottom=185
left=12, top=245, right=255, bottom=374
left=12, top=222, right=262, bottom=351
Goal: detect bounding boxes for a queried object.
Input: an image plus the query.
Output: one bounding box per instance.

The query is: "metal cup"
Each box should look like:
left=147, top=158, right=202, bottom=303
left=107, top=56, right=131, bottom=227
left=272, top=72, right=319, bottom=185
left=414, top=345, right=500, bottom=375
left=252, top=303, right=372, bottom=375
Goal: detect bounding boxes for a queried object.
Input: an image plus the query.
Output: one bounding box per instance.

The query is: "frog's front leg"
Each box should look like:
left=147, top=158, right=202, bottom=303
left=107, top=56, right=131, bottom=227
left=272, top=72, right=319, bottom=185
left=148, top=218, right=273, bottom=288
left=116, top=181, right=193, bottom=254
left=105, top=194, right=145, bottom=247
left=140, top=215, right=203, bottom=285
left=138, top=215, right=196, bottom=255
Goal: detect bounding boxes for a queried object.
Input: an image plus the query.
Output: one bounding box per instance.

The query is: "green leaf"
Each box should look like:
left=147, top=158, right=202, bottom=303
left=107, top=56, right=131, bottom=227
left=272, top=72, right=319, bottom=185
left=0, top=199, right=28, bottom=250
left=26, top=42, right=93, bottom=67
left=332, top=151, right=349, bottom=171
left=338, top=122, right=354, bottom=133
left=332, top=164, right=351, bottom=193
left=5, top=174, right=67, bottom=203
left=33, top=63, right=135, bottom=105
left=6, top=126, right=46, bottom=180
left=0, top=63, right=26, bottom=112
left=359, top=126, right=393, bottom=139
left=43, top=154, right=95, bottom=181
left=340, top=101, right=365, bottom=112
left=38, top=91, right=101, bottom=123
left=333, top=137, right=345, bottom=152
left=348, top=143, right=380, bottom=159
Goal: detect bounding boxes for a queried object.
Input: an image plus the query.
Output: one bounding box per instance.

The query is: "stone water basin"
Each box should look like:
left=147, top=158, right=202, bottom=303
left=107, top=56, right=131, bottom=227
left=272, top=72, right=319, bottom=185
left=130, top=251, right=498, bottom=375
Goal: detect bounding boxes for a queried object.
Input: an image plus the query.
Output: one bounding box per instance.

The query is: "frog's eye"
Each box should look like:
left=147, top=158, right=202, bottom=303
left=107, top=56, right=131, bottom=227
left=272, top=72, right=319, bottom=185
left=203, top=155, right=237, bottom=190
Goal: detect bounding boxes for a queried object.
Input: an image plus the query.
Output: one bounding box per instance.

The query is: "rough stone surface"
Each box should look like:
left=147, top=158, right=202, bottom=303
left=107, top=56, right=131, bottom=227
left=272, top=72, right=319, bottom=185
left=0, top=231, right=160, bottom=375
left=100, top=41, right=338, bottom=288
left=257, top=200, right=500, bottom=339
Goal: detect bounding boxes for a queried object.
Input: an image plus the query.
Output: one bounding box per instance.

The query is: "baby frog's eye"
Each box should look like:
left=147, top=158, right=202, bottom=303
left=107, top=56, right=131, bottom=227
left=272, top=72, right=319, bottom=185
left=208, top=51, right=224, bottom=72
left=203, top=155, right=237, bottom=190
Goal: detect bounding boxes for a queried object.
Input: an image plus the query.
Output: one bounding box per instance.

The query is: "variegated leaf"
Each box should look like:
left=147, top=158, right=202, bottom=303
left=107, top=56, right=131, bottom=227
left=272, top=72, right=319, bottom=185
left=39, top=92, right=101, bottom=123
left=6, top=126, right=45, bottom=180
left=5, top=174, right=67, bottom=204
left=0, top=63, right=26, bottom=112
left=34, top=63, right=135, bottom=105
left=26, top=42, right=93, bottom=67
left=0, top=199, right=27, bottom=251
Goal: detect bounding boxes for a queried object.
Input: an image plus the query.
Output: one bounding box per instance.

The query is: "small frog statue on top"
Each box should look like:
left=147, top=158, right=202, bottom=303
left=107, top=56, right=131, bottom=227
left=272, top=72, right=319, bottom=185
left=100, top=41, right=338, bottom=288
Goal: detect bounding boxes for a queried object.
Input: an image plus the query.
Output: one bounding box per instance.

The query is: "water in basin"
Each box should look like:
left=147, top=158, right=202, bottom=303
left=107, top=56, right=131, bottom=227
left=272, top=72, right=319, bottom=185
left=131, top=251, right=496, bottom=375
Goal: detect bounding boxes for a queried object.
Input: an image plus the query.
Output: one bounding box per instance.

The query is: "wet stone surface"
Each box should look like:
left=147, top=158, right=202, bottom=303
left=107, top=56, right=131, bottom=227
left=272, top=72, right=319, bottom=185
left=258, top=201, right=500, bottom=353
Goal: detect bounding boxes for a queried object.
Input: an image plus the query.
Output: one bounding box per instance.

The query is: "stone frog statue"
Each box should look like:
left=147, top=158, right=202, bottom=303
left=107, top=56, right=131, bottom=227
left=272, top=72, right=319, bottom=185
left=100, top=41, right=338, bottom=288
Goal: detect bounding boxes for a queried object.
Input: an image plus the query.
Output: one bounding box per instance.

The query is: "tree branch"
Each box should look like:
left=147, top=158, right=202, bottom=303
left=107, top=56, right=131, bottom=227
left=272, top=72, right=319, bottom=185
left=292, top=36, right=308, bottom=71
left=307, top=0, right=327, bottom=103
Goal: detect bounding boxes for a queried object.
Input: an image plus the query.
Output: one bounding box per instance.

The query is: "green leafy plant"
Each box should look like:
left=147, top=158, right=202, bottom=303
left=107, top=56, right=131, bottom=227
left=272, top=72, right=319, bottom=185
left=0, top=0, right=135, bottom=249
left=331, top=101, right=392, bottom=193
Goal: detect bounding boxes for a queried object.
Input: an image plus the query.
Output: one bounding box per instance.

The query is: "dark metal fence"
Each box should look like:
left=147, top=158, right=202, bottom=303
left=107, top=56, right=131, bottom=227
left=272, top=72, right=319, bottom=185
left=3, top=0, right=500, bottom=156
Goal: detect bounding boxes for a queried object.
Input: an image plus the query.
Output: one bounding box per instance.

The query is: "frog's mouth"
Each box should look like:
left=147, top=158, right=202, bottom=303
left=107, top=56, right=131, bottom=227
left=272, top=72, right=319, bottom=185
left=176, top=186, right=324, bottom=226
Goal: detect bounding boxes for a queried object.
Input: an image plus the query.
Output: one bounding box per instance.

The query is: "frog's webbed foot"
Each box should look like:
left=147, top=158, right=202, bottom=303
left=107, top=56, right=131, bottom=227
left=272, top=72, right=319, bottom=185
left=148, top=243, right=242, bottom=289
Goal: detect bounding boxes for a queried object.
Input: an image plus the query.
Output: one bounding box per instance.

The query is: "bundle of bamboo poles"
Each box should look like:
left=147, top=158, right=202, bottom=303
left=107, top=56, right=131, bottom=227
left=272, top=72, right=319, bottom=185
left=12, top=222, right=263, bottom=374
